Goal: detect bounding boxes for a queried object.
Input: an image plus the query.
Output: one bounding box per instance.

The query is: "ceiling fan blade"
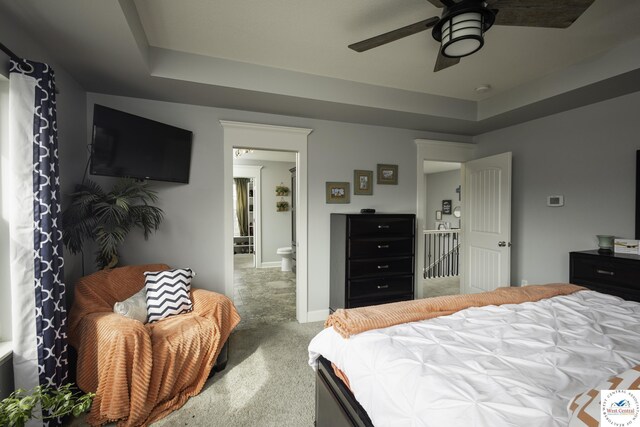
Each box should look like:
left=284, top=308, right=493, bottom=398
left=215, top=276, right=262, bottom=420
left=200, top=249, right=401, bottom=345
left=425, top=0, right=445, bottom=7
left=426, top=0, right=458, bottom=7
left=434, top=47, right=460, bottom=72
left=349, top=17, right=439, bottom=52
left=489, top=0, right=595, bottom=28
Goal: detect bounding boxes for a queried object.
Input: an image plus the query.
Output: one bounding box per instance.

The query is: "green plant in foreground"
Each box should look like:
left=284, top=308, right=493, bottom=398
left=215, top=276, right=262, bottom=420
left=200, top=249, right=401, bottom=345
left=0, top=383, right=95, bottom=427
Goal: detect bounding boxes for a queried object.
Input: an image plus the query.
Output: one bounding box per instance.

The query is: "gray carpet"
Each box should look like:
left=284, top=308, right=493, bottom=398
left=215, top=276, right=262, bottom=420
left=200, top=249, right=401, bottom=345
left=234, top=266, right=296, bottom=330
left=422, top=276, right=460, bottom=297
left=152, top=321, right=324, bottom=427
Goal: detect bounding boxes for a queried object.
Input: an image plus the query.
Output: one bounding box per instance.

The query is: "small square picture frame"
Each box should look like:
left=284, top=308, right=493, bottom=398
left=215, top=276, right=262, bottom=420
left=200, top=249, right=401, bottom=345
left=326, top=182, right=350, bottom=204
left=353, top=170, right=373, bottom=195
left=435, top=210, right=442, bottom=220
left=377, top=164, right=398, bottom=185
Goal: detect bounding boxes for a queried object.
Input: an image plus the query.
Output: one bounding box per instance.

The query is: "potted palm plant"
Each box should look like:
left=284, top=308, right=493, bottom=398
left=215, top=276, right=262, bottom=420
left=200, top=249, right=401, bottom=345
left=62, top=178, right=164, bottom=269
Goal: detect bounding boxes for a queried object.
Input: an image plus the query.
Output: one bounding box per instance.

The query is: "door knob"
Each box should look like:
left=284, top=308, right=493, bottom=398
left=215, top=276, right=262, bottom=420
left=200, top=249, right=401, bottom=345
left=498, top=241, right=506, bottom=247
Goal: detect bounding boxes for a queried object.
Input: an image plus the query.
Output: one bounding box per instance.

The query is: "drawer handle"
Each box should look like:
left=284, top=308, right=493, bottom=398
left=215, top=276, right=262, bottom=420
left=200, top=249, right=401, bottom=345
left=377, top=265, right=389, bottom=269
left=377, top=284, right=389, bottom=289
left=377, top=244, right=390, bottom=249
left=596, top=269, right=615, bottom=276
left=378, top=225, right=390, bottom=229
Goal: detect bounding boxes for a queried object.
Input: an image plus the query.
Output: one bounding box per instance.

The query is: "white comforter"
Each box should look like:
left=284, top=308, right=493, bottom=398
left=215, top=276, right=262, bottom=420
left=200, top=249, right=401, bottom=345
left=308, top=290, right=640, bottom=427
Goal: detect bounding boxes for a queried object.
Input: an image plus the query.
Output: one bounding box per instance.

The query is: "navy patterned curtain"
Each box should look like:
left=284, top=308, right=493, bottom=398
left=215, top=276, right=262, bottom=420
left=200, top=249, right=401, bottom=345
left=9, top=58, right=68, bottom=426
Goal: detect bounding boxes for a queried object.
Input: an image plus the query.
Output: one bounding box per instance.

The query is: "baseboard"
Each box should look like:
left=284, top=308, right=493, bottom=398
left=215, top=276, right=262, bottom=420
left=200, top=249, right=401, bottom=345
left=306, top=309, right=329, bottom=323
left=259, top=261, right=280, bottom=268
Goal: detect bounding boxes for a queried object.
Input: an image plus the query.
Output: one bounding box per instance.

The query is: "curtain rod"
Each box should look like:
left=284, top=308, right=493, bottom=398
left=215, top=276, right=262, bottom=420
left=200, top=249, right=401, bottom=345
left=1, top=42, right=61, bottom=94
left=0, top=42, right=21, bottom=62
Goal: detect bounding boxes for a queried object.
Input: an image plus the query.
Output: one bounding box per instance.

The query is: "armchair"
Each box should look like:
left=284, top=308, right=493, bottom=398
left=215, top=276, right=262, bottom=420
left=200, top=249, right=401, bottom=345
left=68, top=264, right=240, bottom=426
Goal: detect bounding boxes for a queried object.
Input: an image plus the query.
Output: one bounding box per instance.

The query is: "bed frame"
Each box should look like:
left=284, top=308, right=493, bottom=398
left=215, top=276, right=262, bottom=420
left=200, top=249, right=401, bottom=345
left=315, top=356, right=372, bottom=427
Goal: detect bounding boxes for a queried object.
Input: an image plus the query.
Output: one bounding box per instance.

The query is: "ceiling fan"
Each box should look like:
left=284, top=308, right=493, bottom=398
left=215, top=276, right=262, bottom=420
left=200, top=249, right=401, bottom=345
left=348, top=0, right=596, bottom=72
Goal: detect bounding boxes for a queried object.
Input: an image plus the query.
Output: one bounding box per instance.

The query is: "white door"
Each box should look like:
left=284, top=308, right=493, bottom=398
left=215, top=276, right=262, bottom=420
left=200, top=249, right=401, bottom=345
left=461, top=152, right=512, bottom=294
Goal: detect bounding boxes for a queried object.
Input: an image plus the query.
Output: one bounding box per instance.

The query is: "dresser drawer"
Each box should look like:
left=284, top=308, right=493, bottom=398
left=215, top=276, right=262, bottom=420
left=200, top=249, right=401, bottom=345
left=348, top=216, right=414, bottom=236
left=348, top=275, right=413, bottom=300
left=571, top=256, right=640, bottom=288
left=348, top=257, right=413, bottom=279
left=349, top=237, right=414, bottom=259
left=348, top=293, right=413, bottom=309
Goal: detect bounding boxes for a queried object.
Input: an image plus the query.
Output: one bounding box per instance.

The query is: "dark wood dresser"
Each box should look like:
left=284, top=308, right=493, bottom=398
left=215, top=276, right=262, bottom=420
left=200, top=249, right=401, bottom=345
left=569, top=250, right=640, bottom=302
left=330, top=213, right=415, bottom=312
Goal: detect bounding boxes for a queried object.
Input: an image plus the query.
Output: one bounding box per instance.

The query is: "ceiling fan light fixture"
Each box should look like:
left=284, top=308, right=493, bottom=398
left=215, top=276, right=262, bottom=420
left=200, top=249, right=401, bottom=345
left=441, top=12, right=483, bottom=57
left=433, top=0, right=496, bottom=58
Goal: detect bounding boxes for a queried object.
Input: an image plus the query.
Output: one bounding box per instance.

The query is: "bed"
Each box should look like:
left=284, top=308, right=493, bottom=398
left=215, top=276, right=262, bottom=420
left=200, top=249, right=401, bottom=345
left=308, top=285, right=640, bottom=427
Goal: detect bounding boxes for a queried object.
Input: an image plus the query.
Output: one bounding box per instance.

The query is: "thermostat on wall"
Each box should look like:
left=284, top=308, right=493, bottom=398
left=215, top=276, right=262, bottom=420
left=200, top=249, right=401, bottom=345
left=547, top=195, right=564, bottom=207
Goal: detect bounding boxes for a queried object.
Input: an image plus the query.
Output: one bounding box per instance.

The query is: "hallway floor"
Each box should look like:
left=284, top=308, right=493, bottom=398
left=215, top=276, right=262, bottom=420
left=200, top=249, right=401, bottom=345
left=233, top=254, right=296, bottom=330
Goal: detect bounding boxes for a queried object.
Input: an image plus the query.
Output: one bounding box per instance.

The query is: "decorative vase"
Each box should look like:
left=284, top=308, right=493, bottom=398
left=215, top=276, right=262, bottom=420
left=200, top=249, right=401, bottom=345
left=596, top=235, right=615, bottom=254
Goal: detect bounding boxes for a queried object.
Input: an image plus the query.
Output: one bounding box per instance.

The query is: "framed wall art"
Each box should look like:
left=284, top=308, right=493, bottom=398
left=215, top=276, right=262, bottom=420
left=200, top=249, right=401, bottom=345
left=326, top=182, right=350, bottom=204
left=354, top=170, right=373, bottom=195
left=442, top=199, right=452, bottom=215
left=377, top=164, right=398, bottom=185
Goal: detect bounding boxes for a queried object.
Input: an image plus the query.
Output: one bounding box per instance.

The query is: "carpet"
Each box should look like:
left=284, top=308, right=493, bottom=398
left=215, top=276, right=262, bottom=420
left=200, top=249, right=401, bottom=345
left=422, top=276, right=460, bottom=297
left=234, top=267, right=296, bottom=330
left=152, top=320, right=324, bottom=427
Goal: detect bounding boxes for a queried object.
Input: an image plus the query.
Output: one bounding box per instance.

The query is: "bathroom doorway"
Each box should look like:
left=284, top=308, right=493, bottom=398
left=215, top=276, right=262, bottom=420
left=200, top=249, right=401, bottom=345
left=222, top=120, right=311, bottom=324
left=232, top=149, right=297, bottom=329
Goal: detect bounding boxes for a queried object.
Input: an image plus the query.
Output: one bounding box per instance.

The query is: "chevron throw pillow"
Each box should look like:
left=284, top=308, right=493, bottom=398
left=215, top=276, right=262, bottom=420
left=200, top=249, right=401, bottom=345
left=144, top=268, right=195, bottom=323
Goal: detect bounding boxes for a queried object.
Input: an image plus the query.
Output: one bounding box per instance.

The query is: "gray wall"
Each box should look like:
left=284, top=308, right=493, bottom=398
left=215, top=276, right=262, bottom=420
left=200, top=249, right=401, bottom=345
left=425, top=170, right=461, bottom=230
left=234, top=159, right=295, bottom=264
left=474, top=90, right=640, bottom=285
left=86, top=93, right=467, bottom=312
left=0, top=11, right=88, bottom=394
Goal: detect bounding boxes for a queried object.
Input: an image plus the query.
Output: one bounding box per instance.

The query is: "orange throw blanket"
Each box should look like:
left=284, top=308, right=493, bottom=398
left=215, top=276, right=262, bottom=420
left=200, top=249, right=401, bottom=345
left=68, top=264, right=240, bottom=427
left=326, top=283, right=585, bottom=338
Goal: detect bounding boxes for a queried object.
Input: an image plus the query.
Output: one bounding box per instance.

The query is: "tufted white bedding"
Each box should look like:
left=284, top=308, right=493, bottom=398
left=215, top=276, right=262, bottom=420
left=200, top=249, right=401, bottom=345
left=308, top=290, right=640, bottom=427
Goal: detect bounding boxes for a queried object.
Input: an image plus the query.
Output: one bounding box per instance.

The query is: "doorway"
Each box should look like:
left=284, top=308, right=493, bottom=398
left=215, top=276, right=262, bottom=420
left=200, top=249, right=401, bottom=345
left=415, top=139, right=475, bottom=299
left=415, top=140, right=513, bottom=298
left=232, top=150, right=297, bottom=329
left=233, top=165, right=262, bottom=269
left=423, top=160, right=462, bottom=298
left=221, top=121, right=312, bottom=323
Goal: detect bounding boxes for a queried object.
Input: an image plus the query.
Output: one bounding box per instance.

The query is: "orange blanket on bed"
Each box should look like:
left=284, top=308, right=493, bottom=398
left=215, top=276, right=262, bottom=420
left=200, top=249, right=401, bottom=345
left=68, top=264, right=240, bottom=427
left=326, top=283, right=585, bottom=338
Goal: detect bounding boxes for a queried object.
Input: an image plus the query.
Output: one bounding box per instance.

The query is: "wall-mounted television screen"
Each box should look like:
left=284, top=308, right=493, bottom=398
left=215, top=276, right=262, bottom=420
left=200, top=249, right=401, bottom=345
left=90, top=104, right=193, bottom=183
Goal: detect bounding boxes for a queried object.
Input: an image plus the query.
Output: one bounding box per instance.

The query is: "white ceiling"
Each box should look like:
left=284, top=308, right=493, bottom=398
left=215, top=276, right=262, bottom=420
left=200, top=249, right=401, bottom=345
left=2, top=0, right=640, bottom=135
left=134, top=0, right=640, bottom=101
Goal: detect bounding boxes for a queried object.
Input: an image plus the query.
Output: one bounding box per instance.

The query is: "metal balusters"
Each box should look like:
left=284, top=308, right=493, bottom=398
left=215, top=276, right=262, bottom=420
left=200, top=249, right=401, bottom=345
left=423, top=229, right=461, bottom=279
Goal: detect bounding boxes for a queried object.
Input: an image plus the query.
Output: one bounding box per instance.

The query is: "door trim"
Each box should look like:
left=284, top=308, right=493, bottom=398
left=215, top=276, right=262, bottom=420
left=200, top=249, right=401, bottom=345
left=415, top=139, right=476, bottom=299
left=221, top=121, right=312, bottom=323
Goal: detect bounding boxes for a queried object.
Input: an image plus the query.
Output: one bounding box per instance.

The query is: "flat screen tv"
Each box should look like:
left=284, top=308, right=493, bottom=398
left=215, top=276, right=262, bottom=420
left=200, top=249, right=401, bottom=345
left=90, top=105, right=193, bottom=183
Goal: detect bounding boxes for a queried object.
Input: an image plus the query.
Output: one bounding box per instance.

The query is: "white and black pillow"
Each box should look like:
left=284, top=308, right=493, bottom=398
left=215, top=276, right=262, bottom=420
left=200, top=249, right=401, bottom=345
left=144, top=268, right=195, bottom=323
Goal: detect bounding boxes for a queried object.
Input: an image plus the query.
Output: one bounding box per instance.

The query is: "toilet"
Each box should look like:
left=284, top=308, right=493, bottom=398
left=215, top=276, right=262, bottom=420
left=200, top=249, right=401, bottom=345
left=276, top=247, right=293, bottom=272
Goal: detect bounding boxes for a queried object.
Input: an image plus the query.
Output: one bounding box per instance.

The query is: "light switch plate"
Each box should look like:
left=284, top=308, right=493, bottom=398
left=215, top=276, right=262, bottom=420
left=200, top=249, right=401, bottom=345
left=547, top=195, right=564, bottom=207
